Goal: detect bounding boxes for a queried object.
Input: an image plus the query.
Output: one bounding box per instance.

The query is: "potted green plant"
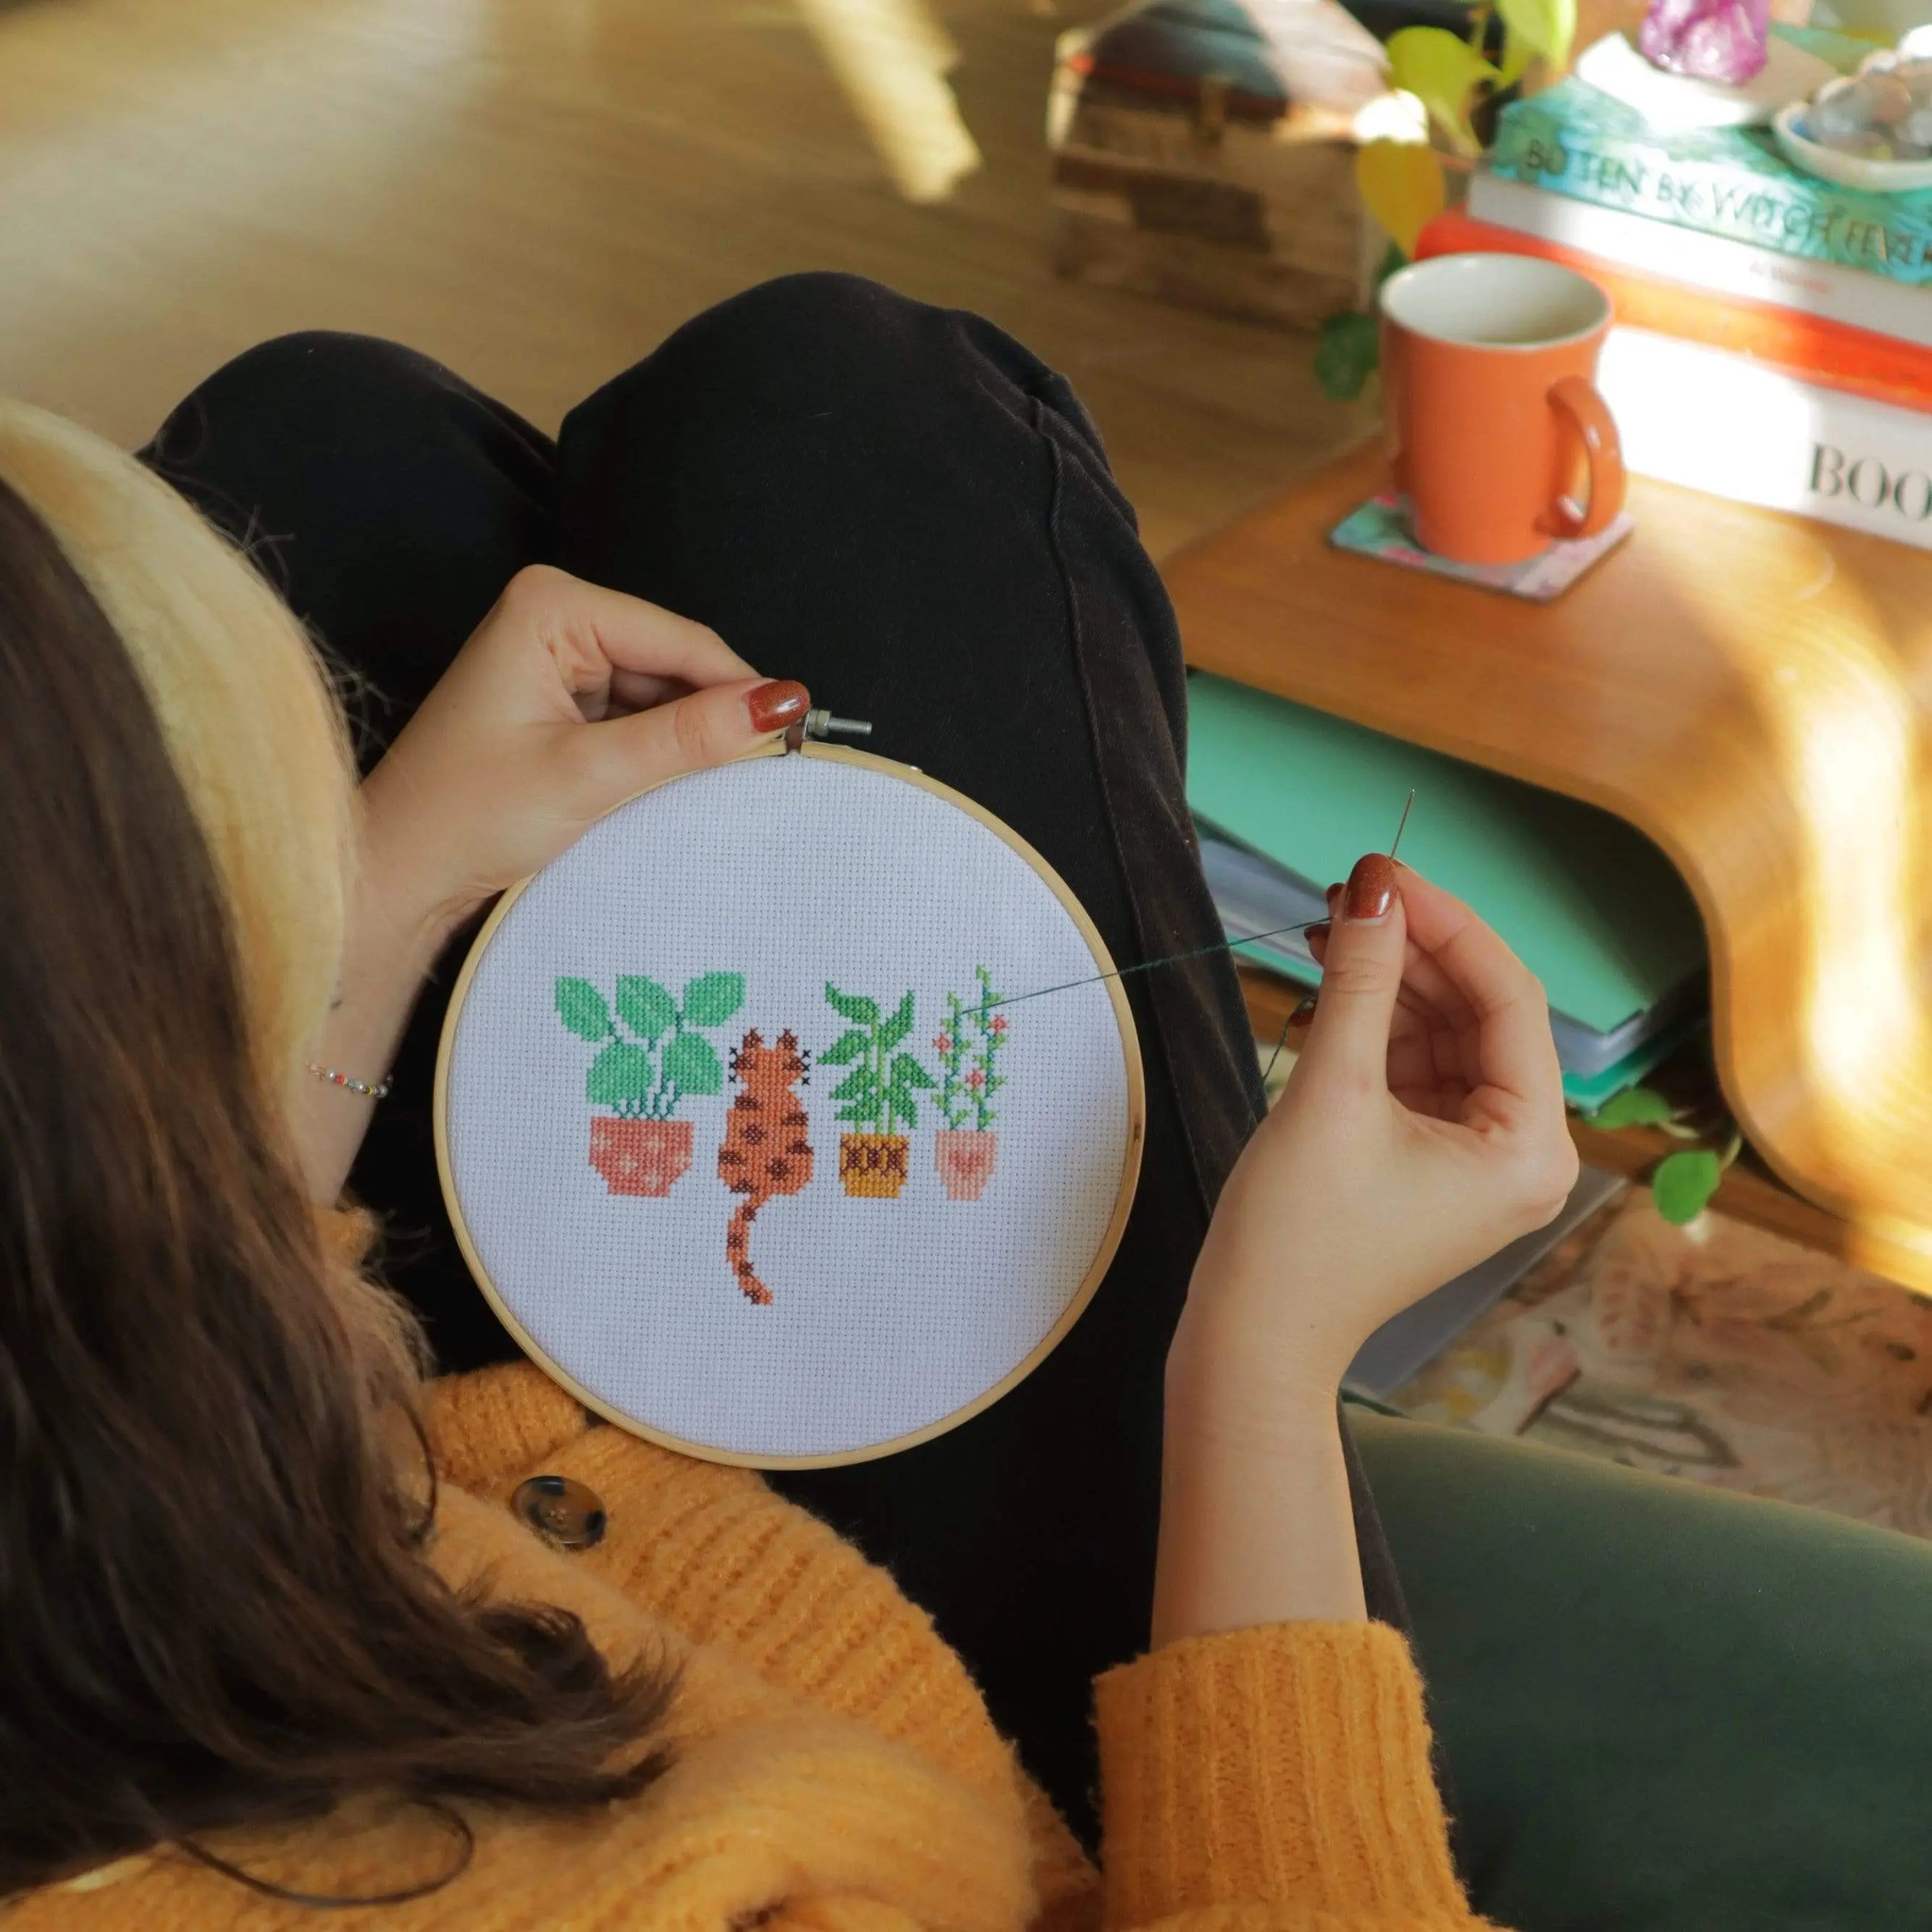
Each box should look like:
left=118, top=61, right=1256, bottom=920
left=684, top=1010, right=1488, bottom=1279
left=821, top=983, right=935, bottom=1199
left=1319, top=0, right=1579, bottom=400
left=554, top=971, right=745, bottom=1196
left=932, top=966, right=1007, bottom=1202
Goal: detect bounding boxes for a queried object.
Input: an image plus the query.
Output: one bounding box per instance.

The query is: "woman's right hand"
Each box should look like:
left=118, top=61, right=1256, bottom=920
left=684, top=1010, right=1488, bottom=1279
left=1179, top=854, right=1578, bottom=1400
left=1153, top=857, right=1576, bottom=1641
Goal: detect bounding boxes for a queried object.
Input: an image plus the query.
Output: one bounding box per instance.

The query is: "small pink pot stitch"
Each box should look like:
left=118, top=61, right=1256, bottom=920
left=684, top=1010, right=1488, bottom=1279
left=934, top=1129, right=999, bottom=1202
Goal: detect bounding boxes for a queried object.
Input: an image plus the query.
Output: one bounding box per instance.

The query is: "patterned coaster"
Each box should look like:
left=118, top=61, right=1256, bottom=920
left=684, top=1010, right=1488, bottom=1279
left=1330, top=492, right=1636, bottom=602
left=436, top=746, right=1143, bottom=1468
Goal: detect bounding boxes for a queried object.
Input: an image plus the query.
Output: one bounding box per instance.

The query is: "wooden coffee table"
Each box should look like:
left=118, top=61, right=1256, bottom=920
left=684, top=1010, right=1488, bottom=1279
left=1167, top=440, right=1932, bottom=1294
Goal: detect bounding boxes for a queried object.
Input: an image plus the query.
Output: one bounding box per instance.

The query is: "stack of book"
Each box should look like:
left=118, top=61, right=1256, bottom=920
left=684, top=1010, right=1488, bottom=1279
left=1416, top=59, right=1932, bottom=550
left=1186, top=672, right=1709, bottom=1111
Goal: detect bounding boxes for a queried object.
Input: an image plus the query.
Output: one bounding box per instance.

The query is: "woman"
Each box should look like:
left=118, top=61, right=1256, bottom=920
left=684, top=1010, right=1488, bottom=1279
left=0, top=275, right=1574, bottom=1925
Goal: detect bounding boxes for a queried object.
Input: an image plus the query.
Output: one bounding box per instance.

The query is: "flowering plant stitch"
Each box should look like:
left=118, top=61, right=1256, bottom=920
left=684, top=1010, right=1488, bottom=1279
left=932, top=967, right=1006, bottom=1203
left=935, top=967, right=1007, bottom=1133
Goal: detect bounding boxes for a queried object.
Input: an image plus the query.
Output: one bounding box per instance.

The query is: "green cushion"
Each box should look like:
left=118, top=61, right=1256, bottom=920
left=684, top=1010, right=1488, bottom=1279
left=1351, top=1408, right=1932, bottom=1932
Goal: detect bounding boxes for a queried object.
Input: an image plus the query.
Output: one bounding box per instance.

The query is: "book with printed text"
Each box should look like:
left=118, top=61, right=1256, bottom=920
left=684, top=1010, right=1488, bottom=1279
left=1467, top=172, right=1932, bottom=349
left=1490, top=77, right=1932, bottom=286
left=1417, top=207, right=1932, bottom=412
left=1594, top=327, right=1932, bottom=550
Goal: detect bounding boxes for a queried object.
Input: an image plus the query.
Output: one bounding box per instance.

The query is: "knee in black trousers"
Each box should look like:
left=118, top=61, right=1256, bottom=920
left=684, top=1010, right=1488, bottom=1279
left=144, top=329, right=558, bottom=765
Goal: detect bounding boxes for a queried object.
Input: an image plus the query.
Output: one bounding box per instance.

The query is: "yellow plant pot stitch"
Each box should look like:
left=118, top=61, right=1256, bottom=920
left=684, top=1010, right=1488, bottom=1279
left=840, top=1133, right=910, bottom=1198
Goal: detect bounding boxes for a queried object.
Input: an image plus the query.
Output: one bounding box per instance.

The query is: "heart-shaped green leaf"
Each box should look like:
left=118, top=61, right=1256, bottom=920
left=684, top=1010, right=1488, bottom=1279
left=555, top=977, right=612, bottom=1041
left=1587, top=1085, right=1676, bottom=1130
left=891, top=1052, right=936, bottom=1090
left=616, top=975, right=677, bottom=1042
left=1652, top=1148, right=1722, bottom=1225
left=1497, top=23, right=1535, bottom=87
left=1385, top=25, right=1499, bottom=156
left=681, top=971, right=744, bottom=1027
left=1356, top=138, right=1444, bottom=255
left=1315, top=311, right=1381, bottom=402
left=587, top=1041, right=656, bottom=1106
left=1496, top=0, right=1576, bottom=67
left=663, top=1030, right=723, bottom=1097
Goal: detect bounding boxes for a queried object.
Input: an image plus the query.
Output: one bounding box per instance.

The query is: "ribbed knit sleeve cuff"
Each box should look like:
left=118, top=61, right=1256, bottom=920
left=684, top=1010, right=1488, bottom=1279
left=1094, top=1624, right=1471, bottom=1930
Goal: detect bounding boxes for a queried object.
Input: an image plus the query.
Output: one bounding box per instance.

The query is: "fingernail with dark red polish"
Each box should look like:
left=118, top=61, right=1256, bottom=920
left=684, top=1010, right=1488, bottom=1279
left=746, top=679, right=810, bottom=734
left=1345, top=852, right=1398, bottom=921
left=1305, top=920, right=1330, bottom=944
left=1325, top=881, right=1343, bottom=907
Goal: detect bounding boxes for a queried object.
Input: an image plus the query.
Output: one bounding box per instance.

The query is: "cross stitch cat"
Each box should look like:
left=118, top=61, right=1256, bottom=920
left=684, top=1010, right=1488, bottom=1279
left=718, top=1029, right=813, bottom=1306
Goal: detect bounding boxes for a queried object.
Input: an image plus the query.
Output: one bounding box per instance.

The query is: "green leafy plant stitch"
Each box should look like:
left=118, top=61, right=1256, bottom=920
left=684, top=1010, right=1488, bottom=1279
left=821, top=983, right=935, bottom=1133
left=933, top=967, right=1008, bottom=1133
left=554, top=971, right=745, bottom=1119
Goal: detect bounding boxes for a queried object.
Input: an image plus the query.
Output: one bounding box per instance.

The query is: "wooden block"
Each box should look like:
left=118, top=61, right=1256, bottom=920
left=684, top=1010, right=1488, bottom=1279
left=1046, top=7, right=1372, bottom=331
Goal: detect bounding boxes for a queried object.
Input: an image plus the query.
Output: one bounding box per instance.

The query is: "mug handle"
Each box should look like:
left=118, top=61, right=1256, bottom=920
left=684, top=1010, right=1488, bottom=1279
left=1541, top=375, right=1626, bottom=542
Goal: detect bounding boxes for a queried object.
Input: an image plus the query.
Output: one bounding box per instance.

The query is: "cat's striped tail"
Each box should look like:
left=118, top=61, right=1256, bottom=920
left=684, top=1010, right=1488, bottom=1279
left=725, top=1196, right=772, bottom=1306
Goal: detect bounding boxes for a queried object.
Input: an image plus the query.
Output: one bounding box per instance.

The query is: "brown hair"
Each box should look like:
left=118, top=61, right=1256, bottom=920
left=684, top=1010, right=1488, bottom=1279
left=0, top=449, right=671, bottom=1897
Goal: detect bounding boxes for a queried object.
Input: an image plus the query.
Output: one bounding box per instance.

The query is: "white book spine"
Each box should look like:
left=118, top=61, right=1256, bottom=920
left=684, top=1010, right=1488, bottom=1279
left=1468, top=172, right=1932, bottom=351
left=1597, top=327, right=1932, bottom=550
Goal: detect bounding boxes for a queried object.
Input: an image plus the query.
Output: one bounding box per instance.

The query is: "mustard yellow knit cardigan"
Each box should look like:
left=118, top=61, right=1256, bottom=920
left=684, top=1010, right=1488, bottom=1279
left=12, top=1362, right=1489, bottom=1932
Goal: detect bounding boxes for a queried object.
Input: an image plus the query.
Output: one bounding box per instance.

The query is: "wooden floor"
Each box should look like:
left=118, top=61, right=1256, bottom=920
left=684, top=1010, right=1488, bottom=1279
left=0, top=0, right=1369, bottom=560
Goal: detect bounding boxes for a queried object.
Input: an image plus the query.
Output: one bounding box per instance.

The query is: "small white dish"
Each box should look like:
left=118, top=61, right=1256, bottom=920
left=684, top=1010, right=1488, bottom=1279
left=1771, top=99, right=1932, bottom=192
left=1575, top=29, right=1836, bottom=129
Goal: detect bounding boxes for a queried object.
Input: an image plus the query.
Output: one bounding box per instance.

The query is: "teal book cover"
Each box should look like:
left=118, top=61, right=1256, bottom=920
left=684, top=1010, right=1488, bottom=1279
left=1490, top=75, right=1932, bottom=285
left=1184, top=672, right=1706, bottom=1036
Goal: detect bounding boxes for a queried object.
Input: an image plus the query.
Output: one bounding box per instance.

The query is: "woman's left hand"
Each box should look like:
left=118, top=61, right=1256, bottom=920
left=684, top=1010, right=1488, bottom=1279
left=362, top=563, right=808, bottom=944
left=296, top=566, right=807, bottom=1203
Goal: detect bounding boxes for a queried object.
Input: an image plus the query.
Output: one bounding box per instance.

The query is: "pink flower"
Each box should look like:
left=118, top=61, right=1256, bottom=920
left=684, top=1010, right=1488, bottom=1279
left=988, top=1015, right=1008, bottom=1035
left=965, top=1069, right=984, bottom=1090
left=933, top=1034, right=953, bottom=1054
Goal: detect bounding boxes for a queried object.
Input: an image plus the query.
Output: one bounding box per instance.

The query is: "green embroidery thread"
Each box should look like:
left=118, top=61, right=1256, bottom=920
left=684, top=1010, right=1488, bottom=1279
left=934, top=966, right=1007, bottom=1133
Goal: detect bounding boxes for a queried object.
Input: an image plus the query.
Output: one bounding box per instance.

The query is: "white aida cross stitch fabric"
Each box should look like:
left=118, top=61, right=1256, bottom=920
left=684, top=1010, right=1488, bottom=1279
left=442, top=752, right=1136, bottom=1463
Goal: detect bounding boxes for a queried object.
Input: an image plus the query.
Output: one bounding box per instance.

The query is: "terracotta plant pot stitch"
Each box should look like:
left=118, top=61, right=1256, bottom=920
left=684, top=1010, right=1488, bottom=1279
left=840, top=1132, right=910, bottom=1199
left=589, top=1117, right=694, bottom=1198
left=934, top=1129, right=999, bottom=1201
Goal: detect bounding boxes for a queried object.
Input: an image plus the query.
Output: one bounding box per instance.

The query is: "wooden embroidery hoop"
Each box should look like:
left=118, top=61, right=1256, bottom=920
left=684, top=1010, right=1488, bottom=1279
left=433, top=739, right=1146, bottom=1470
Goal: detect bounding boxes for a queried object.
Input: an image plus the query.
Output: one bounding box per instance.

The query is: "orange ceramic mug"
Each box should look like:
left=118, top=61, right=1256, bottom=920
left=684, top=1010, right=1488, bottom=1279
left=1379, top=253, right=1624, bottom=566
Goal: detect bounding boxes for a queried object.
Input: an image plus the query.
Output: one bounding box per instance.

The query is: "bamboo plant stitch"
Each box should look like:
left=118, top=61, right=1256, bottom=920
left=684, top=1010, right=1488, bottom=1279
left=933, top=967, right=1007, bottom=1201
left=555, top=971, right=745, bottom=1196
left=822, top=984, right=935, bottom=1199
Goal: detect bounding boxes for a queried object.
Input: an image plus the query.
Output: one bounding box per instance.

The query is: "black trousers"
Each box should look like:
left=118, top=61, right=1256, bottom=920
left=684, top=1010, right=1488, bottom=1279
left=143, top=274, right=1416, bottom=1839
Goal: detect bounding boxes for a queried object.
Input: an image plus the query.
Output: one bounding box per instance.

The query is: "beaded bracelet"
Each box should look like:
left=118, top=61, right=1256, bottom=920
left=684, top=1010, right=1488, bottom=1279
left=306, top=1062, right=392, bottom=1101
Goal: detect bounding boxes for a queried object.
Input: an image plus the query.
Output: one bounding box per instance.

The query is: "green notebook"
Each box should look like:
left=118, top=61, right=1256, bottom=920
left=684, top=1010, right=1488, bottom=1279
left=1185, top=673, right=1705, bottom=1036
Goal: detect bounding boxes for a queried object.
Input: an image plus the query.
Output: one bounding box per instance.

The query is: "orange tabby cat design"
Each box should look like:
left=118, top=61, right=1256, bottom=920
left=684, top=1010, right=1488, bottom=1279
left=717, top=1028, right=813, bottom=1306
